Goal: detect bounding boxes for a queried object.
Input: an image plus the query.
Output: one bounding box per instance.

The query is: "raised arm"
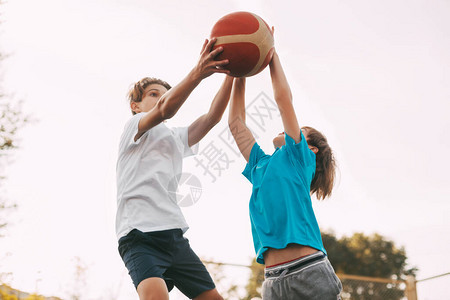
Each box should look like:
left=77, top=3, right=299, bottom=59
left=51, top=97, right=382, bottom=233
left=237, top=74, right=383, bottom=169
left=228, top=78, right=256, bottom=162
left=135, top=38, right=229, bottom=141
left=269, top=51, right=301, bottom=143
left=188, top=76, right=233, bottom=147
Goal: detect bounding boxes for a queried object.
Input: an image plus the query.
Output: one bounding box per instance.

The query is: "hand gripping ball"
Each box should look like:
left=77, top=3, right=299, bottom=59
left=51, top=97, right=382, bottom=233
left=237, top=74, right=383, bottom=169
left=210, top=11, right=274, bottom=77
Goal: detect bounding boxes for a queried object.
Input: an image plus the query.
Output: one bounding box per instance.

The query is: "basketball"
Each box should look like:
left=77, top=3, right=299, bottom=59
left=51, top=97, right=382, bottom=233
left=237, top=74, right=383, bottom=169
left=210, top=12, right=274, bottom=77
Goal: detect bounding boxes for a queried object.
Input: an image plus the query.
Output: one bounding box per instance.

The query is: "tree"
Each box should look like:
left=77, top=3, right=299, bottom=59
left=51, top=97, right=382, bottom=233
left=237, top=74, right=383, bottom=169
left=244, top=231, right=417, bottom=299
left=0, top=0, right=29, bottom=237
left=0, top=99, right=27, bottom=236
left=0, top=1, right=29, bottom=287
left=323, top=232, right=417, bottom=300
left=322, top=232, right=417, bottom=278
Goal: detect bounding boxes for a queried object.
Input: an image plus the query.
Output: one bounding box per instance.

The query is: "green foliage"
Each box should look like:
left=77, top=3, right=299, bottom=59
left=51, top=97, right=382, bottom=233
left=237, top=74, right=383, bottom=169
left=323, top=232, right=417, bottom=278
left=326, top=232, right=417, bottom=299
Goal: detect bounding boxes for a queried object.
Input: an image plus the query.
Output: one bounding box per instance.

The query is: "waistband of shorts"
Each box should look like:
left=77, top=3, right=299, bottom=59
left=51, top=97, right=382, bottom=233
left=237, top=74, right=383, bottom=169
left=264, top=251, right=326, bottom=278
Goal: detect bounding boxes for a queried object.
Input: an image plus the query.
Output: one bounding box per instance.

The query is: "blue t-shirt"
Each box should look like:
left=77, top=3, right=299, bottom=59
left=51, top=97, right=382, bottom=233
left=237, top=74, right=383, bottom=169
left=242, top=131, right=326, bottom=264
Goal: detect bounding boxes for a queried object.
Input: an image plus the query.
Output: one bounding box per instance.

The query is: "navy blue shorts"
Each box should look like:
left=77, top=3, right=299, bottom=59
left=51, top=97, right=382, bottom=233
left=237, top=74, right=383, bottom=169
left=118, top=228, right=215, bottom=298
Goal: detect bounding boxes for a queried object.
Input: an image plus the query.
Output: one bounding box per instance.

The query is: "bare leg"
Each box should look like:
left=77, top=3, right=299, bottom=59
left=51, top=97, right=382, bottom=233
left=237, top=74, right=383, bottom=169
left=137, top=277, right=169, bottom=300
left=193, top=288, right=223, bottom=300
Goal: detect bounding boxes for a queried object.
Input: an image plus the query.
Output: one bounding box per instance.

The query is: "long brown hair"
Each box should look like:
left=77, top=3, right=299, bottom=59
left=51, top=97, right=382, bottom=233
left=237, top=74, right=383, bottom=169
left=302, top=126, right=336, bottom=200
left=127, top=77, right=172, bottom=115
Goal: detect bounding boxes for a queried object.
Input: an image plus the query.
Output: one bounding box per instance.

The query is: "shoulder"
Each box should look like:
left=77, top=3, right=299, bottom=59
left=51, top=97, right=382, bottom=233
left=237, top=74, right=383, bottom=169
left=283, top=131, right=316, bottom=165
left=120, top=114, right=165, bottom=147
left=123, top=113, right=145, bottom=131
left=169, top=125, right=188, bottom=135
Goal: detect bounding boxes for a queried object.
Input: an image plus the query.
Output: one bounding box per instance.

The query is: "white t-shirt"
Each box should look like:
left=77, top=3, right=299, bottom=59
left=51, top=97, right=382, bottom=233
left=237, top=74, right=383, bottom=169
left=115, top=113, right=199, bottom=240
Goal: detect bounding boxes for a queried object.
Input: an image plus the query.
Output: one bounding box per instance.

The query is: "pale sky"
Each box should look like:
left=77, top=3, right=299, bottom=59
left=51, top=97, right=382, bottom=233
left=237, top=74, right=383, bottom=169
left=1, top=0, right=449, bottom=299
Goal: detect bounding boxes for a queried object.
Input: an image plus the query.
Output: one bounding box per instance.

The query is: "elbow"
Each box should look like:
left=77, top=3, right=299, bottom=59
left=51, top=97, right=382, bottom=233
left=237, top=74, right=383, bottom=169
left=210, top=118, right=220, bottom=128
left=207, top=111, right=221, bottom=128
left=228, top=115, right=243, bottom=129
left=205, top=114, right=219, bottom=130
left=228, top=116, right=236, bottom=128
left=162, top=109, right=176, bottom=120
left=157, top=98, right=176, bottom=120
left=228, top=120, right=236, bottom=137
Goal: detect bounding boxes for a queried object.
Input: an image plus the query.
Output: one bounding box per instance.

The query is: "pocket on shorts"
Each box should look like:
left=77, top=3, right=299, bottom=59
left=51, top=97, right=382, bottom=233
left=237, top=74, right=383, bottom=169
left=118, top=229, right=141, bottom=257
left=323, top=260, right=342, bottom=294
left=287, top=260, right=341, bottom=296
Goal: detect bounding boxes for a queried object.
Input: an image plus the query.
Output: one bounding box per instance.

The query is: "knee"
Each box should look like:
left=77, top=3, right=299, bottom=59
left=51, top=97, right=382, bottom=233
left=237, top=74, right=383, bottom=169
left=203, top=295, right=223, bottom=300
left=137, top=278, right=169, bottom=300
left=193, top=289, right=223, bottom=300
left=139, top=294, right=169, bottom=300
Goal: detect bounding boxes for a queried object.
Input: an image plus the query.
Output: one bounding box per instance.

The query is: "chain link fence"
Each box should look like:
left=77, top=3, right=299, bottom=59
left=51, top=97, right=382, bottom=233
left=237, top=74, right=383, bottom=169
left=337, top=273, right=411, bottom=300
left=202, top=260, right=422, bottom=300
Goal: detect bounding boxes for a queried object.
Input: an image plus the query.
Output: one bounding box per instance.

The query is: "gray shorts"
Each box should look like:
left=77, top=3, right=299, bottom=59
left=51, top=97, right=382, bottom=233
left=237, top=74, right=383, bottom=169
left=262, top=251, right=342, bottom=300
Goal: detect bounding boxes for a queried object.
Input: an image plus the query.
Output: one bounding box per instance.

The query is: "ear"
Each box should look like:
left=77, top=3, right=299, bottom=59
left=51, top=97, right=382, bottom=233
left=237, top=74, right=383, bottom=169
left=130, top=101, right=140, bottom=114
left=309, top=146, right=319, bottom=154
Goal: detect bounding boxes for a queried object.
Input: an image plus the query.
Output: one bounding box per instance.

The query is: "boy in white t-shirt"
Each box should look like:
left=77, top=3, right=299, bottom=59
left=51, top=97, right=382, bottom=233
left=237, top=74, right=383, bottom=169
left=116, top=39, right=231, bottom=300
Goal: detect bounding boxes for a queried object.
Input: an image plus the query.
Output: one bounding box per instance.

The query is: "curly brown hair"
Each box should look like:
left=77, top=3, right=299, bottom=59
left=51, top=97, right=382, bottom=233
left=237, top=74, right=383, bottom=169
left=302, top=126, right=336, bottom=200
left=127, top=77, right=172, bottom=115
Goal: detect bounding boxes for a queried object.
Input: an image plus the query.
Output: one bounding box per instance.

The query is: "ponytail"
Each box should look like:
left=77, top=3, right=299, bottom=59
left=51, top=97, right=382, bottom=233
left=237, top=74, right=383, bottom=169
left=302, top=126, right=336, bottom=200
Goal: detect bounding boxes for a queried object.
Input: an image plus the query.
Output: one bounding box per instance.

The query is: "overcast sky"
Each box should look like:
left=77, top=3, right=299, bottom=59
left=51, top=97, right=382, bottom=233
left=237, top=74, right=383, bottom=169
left=1, top=0, right=449, bottom=299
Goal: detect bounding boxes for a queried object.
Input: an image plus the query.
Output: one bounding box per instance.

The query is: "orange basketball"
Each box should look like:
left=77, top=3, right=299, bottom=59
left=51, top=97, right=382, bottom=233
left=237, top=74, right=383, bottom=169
left=210, top=12, right=274, bottom=77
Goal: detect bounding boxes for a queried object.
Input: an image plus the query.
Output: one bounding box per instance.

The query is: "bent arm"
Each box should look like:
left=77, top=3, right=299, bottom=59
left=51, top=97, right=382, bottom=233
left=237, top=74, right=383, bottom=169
left=135, top=39, right=230, bottom=141
left=136, top=71, right=201, bottom=141
left=228, top=78, right=256, bottom=162
left=188, top=76, right=233, bottom=147
left=269, top=51, right=301, bottom=143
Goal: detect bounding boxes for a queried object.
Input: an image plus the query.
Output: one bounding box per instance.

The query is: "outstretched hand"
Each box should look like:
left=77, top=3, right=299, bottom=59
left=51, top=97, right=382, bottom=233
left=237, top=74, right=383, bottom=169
left=194, top=38, right=230, bottom=80
left=269, top=26, right=277, bottom=65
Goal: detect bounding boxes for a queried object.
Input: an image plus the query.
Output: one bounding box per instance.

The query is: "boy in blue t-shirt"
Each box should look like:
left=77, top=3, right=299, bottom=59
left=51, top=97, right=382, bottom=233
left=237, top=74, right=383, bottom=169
left=228, top=49, right=342, bottom=299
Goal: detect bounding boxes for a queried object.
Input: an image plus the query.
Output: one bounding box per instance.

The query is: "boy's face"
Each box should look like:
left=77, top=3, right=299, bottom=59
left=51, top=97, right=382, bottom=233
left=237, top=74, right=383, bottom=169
left=131, top=84, right=168, bottom=114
